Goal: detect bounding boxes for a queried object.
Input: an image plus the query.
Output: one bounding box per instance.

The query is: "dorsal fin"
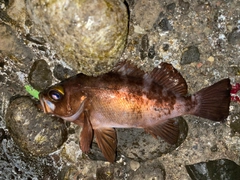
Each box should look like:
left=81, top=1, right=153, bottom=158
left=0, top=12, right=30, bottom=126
left=147, top=62, right=188, bottom=96
left=113, top=61, right=188, bottom=95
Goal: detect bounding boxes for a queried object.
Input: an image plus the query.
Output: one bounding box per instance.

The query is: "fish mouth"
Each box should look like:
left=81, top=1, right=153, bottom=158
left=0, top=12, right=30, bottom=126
left=39, top=93, right=55, bottom=114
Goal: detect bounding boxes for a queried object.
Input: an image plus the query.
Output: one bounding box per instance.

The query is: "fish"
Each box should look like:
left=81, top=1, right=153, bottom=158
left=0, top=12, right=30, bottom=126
left=39, top=62, right=231, bottom=163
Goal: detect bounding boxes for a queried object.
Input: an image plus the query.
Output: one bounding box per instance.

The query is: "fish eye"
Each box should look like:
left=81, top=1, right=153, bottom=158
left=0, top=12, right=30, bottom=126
left=48, top=86, right=64, bottom=101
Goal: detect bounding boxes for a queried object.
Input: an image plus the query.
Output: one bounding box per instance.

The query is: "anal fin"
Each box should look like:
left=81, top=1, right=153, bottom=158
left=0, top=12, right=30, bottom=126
left=94, top=128, right=117, bottom=163
left=144, top=119, right=179, bottom=144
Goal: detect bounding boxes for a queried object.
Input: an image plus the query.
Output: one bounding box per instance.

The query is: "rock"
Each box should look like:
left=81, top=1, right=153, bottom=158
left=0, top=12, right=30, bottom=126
left=130, top=160, right=140, bottom=171
left=230, top=113, right=240, bottom=133
left=26, top=0, right=128, bottom=76
left=87, top=142, right=110, bottom=162
left=96, top=166, right=114, bottom=180
left=148, top=45, right=155, bottom=59
left=158, top=18, right=172, bottom=31
left=131, top=159, right=165, bottom=179
left=133, top=0, right=162, bottom=30
left=28, top=60, right=52, bottom=91
left=5, top=96, right=68, bottom=156
left=140, top=34, right=149, bottom=60
left=57, top=166, right=82, bottom=180
left=0, top=23, right=33, bottom=60
left=53, top=64, right=76, bottom=81
left=228, top=27, right=240, bottom=46
left=26, top=34, right=46, bottom=45
left=180, top=46, right=200, bottom=65
left=162, top=44, right=169, bottom=51
left=0, top=139, right=59, bottom=179
left=179, top=0, right=190, bottom=12
left=166, top=3, right=176, bottom=14
left=116, top=117, right=188, bottom=161
left=0, top=128, right=5, bottom=143
left=186, top=159, right=240, bottom=180
left=6, top=0, right=27, bottom=24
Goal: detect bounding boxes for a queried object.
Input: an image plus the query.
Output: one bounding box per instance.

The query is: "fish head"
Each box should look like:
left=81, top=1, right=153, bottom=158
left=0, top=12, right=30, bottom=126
left=39, top=83, right=87, bottom=122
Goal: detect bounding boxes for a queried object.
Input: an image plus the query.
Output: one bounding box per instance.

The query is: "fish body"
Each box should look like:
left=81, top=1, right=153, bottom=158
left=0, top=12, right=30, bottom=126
left=39, top=62, right=231, bottom=162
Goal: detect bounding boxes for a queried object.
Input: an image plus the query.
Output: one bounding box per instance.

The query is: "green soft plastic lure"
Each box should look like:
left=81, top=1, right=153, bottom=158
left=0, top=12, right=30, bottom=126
left=25, top=85, right=39, bottom=99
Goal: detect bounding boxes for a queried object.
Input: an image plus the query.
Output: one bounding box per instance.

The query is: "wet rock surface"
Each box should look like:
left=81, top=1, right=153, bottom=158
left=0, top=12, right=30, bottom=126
left=28, top=60, right=52, bottom=91
left=186, top=159, right=240, bottom=180
left=5, top=96, right=68, bottom=156
left=116, top=117, right=188, bottom=161
left=0, top=0, right=240, bottom=179
left=0, top=137, right=59, bottom=179
left=25, top=0, right=129, bottom=76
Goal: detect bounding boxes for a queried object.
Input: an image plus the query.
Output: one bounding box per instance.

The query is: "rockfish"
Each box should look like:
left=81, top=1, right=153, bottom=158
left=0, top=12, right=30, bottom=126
left=39, top=62, right=231, bottom=162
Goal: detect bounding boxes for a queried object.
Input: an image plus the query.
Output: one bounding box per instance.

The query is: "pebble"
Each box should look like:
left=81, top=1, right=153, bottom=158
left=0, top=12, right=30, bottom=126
left=148, top=45, right=156, bottom=59
left=228, top=27, right=240, bottom=46
left=180, top=46, right=200, bottom=65
left=179, top=0, right=190, bottom=12
left=159, top=18, right=172, bottom=31
left=166, top=3, right=176, bottom=14
left=28, top=60, right=52, bottom=91
left=130, top=160, right=140, bottom=171
left=207, top=56, right=214, bottom=63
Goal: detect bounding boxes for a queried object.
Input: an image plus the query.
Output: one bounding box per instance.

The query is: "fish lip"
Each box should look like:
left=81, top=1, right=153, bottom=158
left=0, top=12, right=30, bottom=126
left=39, top=93, right=56, bottom=114
left=59, top=98, right=87, bottom=122
left=39, top=93, right=47, bottom=113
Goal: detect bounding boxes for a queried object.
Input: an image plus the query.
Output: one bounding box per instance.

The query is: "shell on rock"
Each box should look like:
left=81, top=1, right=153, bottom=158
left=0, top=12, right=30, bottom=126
left=26, top=0, right=129, bottom=75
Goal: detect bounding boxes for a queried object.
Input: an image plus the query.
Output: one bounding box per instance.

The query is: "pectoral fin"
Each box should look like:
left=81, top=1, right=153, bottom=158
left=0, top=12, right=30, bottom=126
left=144, top=119, right=179, bottom=144
left=79, top=111, right=93, bottom=153
left=94, top=128, right=117, bottom=163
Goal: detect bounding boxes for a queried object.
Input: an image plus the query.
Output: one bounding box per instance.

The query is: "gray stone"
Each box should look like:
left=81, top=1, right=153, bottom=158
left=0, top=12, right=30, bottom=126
left=228, top=28, right=240, bottom=46
left=28, top=60, right=52, bottom=91
left=116, top=117, right=188, bottom=161
left=180, top=46, right=200, bottom=65
left=186, top=159, right=240, bottom=180
left=5, top=96, right=68, bottom=156
left=25, top=0, right=128, bottom=76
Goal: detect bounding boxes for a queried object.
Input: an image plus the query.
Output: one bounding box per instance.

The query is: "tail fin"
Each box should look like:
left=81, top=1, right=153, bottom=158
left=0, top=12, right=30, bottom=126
left=191, top=78, right=231, bottom=122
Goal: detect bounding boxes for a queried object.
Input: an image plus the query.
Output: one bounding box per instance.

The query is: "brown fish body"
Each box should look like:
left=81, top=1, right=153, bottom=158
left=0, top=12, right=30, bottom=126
left=88, top=85, right=188, bottom=129
left=39, top=62, right=231, bottom=162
